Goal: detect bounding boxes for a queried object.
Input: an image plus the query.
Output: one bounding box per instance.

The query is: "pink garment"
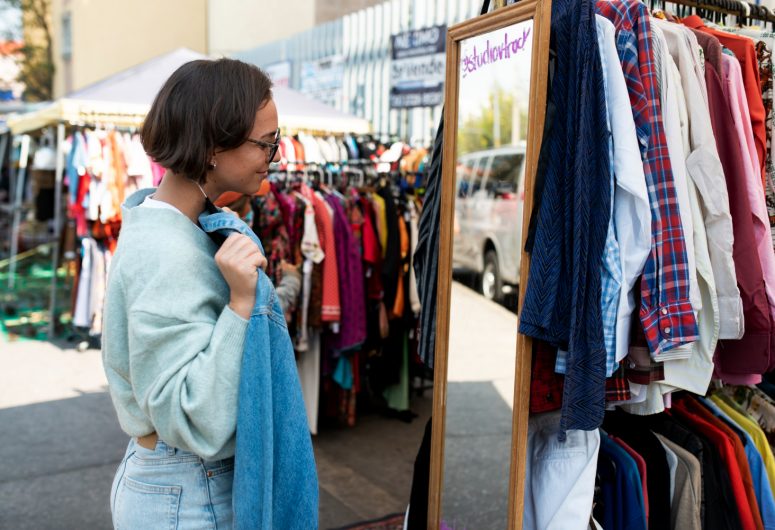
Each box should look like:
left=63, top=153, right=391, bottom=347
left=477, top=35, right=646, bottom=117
left=611, top=435, right=649, bottom=526
left=720, top=53, right=775, bottom=378
left=723, top=55, right=762, bottom=181
left=712, top=370, right=762, bottom=385
left=150, top=159, right=166, bottom=187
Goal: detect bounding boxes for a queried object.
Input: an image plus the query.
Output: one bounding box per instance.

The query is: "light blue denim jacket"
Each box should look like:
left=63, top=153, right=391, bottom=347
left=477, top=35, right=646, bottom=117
left=199, top=209, right=319, bottom=530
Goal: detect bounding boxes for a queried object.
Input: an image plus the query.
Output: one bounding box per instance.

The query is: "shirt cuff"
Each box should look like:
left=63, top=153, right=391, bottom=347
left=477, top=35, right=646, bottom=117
left=717, top=294, right=745, bottom=340
left=640, top=299, right=699, bottom=357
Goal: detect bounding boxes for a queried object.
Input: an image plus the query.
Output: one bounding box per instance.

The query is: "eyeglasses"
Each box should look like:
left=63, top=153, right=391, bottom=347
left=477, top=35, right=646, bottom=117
left=245, top=128, right=281, bottom=162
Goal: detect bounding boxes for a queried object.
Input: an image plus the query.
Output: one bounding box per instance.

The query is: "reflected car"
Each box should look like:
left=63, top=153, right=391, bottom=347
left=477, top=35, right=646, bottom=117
left=453, top=144, right=526, bottom=303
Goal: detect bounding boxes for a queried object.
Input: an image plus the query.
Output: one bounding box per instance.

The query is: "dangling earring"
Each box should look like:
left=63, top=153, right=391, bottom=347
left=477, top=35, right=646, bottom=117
left=195, top=181, right=208, bottom=200
left=196, top=180, right=218, bottom=213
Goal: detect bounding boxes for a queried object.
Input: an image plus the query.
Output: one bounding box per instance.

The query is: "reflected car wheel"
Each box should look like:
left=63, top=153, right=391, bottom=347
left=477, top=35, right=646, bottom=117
left=481, top=250, right=503, bottom=303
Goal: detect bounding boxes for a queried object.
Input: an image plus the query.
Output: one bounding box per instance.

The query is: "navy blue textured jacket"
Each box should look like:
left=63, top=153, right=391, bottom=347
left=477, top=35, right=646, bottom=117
left=518, top=0, right=611, bottom=436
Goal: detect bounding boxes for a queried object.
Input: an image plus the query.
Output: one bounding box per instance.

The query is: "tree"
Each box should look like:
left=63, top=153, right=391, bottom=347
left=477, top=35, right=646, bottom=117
left=0, top=0, right=53, bottom=101
left=457, top=84, right=528, bottom=157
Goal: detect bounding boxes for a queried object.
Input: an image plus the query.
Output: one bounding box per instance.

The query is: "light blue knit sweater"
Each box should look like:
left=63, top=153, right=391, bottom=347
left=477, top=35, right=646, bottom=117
left=102, top=188, right=248, bottom=461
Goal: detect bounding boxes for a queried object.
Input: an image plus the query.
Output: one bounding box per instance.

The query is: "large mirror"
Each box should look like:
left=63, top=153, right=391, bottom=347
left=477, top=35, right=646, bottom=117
left=429, top=1, right=552, bottom=529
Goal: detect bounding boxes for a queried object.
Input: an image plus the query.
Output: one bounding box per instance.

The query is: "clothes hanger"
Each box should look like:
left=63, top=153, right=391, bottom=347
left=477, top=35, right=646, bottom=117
left=735, top=0, right=750, bottom=26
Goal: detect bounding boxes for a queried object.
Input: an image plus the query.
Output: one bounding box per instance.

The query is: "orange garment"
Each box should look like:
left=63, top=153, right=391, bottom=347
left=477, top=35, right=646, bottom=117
left=682, top=15, right=767, bottom=186
left=392, top=215, right=409, bottom=318
left=109, top=131, right=126, bottom=220
left=291, top=138, right=305, bottom=167
left=215, top=191, right=244, bottom=208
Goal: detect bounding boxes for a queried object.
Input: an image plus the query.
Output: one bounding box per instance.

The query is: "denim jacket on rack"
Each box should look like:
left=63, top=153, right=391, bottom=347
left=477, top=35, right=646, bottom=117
left=198, top=209, right=319, bottom=530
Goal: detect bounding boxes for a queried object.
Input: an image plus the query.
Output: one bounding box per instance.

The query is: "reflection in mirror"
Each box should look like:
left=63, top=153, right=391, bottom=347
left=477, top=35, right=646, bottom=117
left=441, top=18, right=533, bottom=530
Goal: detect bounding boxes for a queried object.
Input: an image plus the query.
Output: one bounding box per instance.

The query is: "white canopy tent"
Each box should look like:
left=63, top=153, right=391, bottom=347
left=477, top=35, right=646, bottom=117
left=6, top=48, right=371, bottom=135
left=4, top=48, right=370, bottom=336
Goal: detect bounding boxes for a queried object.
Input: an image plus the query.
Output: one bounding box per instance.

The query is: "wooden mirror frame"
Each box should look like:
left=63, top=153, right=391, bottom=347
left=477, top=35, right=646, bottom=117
left=428, top=1, right=552, bottom=528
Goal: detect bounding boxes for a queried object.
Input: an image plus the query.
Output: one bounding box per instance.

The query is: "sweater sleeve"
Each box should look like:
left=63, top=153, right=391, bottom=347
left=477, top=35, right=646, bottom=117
left=127, top=304, right=248, bottom=460
left=275, top=271, right=301, bottom=315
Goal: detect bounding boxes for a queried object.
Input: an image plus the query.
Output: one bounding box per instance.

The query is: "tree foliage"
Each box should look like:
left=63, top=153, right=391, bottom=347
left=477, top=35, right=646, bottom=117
left=457, top=85, right=528, bottom=157
left=1, top=0, right=53, bottom=101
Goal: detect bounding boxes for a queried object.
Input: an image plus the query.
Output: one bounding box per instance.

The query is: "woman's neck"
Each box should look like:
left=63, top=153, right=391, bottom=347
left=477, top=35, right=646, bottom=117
left=153, top=170, right=219, bottom=224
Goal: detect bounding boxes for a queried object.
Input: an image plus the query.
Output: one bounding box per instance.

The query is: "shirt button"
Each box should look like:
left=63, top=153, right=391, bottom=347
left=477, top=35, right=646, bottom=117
left=661, top=308, right=668, bottom=315
left=664, top=327, right=671, bottom=334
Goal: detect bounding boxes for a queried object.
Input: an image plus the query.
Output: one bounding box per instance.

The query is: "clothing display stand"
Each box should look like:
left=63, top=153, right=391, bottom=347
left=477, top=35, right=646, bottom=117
left=6, top=108, right=147, bottom=337
left=7, top=134, right=30, bottom=291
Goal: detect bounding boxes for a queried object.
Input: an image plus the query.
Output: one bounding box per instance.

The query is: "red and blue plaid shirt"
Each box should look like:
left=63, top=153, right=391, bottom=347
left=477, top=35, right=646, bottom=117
left=597, top=0, right=699, bottom=355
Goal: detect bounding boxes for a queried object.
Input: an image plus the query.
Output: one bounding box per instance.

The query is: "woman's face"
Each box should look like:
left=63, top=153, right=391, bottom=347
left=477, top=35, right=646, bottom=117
left=209, top=98, right=281, bottom=198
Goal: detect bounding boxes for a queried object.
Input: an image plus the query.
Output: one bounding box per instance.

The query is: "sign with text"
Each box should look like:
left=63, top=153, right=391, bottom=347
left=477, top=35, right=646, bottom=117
left=264, top=61, right=291, bottom=88
left=390, top=24, right=446, bottom=109
left=300, top=55, right=344, bottom=109
left=459, top=24, right=531, bottom=79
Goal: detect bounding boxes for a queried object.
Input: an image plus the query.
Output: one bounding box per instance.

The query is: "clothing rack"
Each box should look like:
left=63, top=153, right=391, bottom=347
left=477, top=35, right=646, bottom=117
left=658, top=0, right=775, bottom=25
left=5, top=120, right=143, bottom=338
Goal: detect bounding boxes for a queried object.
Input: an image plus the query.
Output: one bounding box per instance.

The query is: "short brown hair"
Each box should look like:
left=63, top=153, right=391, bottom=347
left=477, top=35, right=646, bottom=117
left=141, top=58, right=273, bottom=183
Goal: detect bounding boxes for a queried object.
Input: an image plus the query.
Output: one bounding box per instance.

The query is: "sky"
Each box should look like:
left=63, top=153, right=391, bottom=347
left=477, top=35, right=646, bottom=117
left=457, top=19, right=533, bottom=126
left=0, top=4, right=22, bottom=41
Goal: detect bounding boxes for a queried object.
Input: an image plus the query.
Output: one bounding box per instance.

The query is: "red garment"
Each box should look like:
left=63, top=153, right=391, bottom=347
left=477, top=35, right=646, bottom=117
left=605, top=363, right=632, bottom=403
left=683, top=15, right=767, bottom=185
left=704, top=60, right=772, bottom=374
left=679, top=396, right=764, bottom=530
left=611, top=435, right=649, bottom=525
left=360, top=197, right=384, bottom=300
left=306, top=187, right=340, bottom=322
left=673, top=397, right=757, bottom=530
left=71, top=169, right=91, bottom=237
left=360, top=198, right=380, bottom=265
left=529, top=340, right=563, bottom=414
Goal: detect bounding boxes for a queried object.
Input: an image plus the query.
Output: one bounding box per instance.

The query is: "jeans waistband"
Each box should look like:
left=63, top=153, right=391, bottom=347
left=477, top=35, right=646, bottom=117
left=128, top=438, right=234, bottom=469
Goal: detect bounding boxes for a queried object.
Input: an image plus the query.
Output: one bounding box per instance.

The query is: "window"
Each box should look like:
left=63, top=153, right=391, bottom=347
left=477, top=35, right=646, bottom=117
left=469, top=156, right=489, bottom=196
left=456, top=158, right=476, bottom=198
left=484, top=153, right=524, bottom=198
left=61, top=12, right=72, bottom=60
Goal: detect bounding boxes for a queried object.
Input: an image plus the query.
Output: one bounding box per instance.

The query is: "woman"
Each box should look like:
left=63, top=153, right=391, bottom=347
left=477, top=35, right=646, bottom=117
left=102, top=58, right=282, bottom=529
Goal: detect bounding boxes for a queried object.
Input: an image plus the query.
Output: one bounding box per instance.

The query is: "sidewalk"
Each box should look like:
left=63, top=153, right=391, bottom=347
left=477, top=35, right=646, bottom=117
left=0, top=338, right=430, bottom=529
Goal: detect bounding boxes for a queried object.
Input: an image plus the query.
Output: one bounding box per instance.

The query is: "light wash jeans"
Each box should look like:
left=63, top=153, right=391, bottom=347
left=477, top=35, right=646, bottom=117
left=110, top=438, right=234, bottom=529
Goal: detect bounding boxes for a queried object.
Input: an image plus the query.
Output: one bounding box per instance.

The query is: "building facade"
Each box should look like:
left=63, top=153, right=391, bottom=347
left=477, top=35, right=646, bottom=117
left=48, top=0, right=386, bottom=99
left=50, top=0, right=207, bottom=98
left=235, top=0, right=485, bottom=146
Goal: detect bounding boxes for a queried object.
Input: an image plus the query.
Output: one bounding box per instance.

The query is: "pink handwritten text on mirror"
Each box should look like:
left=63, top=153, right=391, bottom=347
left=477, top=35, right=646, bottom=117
left=461, top=26, right=531, bottom=78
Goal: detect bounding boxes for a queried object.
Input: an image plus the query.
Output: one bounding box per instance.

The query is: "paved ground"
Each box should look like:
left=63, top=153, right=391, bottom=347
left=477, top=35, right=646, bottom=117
left=0, top=339, right=431, bottom=530
left=0, top=280, right=517, bottom=530
left=441, top=282, right=518, bottom=530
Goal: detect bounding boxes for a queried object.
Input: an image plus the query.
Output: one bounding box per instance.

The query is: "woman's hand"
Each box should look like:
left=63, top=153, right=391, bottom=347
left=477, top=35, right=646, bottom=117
left=279, top=260, right=301, bottom=280
left=215, top=233, right=267, bottom=319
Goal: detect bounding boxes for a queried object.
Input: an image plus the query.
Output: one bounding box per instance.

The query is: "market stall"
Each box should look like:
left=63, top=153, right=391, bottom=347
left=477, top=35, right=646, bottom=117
left=2, top=47, right=371, bottom=339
